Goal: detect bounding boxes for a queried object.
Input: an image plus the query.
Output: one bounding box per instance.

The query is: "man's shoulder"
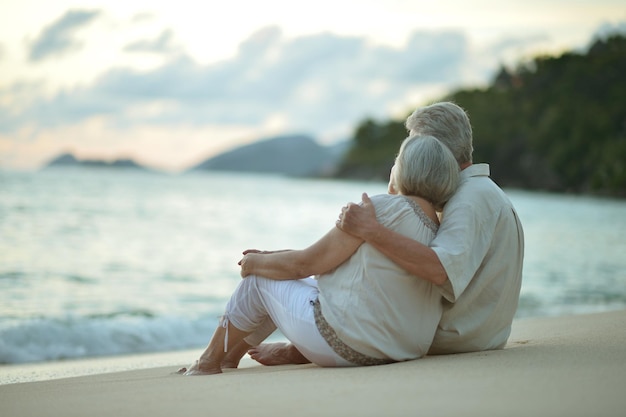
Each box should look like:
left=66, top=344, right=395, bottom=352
left=451, top=174, right=510, bottom=207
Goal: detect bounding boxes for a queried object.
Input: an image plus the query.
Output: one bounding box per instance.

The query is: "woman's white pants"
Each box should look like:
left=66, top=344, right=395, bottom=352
left=223, top=275, right=352, bottom=367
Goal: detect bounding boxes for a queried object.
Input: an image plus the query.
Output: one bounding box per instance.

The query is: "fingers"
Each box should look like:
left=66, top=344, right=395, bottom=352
left=239, top=253, right=255, bottom=277
left=336, top=203, right=349, bottom=227
left=361, top=192, right=371, bottom=204
left=336, top=202, right=356, bottom=229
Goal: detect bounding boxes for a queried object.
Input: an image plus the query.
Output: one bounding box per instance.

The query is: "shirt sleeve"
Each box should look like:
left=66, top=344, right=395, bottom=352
left=431, top=199, right=494, bottom=303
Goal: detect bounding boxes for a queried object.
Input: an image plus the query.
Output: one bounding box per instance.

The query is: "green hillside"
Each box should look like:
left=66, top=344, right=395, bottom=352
left=335, top=33, right=626, bottom=197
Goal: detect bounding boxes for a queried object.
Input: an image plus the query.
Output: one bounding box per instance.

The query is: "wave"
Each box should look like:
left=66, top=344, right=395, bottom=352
left=0, top=313, right=218, bottom=364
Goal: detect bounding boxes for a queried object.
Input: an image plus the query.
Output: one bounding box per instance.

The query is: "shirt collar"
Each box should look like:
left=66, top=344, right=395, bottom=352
left=461, top=163, right=490, bottom=179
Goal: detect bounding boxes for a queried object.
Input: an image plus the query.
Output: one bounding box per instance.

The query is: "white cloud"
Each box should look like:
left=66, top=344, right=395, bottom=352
left=123, top=29, right=182, bottom=55
left=3, top=28, right=476, bottom=137
left=29, top=9, right=102, bottom=62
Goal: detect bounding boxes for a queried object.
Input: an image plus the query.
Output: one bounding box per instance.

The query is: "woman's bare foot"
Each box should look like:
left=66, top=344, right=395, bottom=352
left=176, top=360, right=222, bottom=375
left=177, top=321, right=251, bottom=375
left=247, top=343, right=311, bottom=366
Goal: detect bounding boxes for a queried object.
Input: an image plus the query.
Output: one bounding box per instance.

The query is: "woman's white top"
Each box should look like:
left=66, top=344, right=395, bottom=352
left=317, top=194, right=442, bottom=363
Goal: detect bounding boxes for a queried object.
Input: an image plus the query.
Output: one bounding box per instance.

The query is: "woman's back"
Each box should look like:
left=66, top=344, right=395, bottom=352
left=317, top=194, right=442, bottom=362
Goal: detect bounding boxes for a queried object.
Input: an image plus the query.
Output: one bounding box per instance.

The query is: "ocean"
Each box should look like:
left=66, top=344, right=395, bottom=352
left=1, top=168, right=626, bottom=367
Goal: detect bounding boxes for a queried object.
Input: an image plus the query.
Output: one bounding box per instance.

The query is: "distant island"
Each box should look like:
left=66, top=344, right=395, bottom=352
left=44, top=136, right=350, bottom=178
left=44, top=153, right=146, bottom=170
left=189, top=134, right=348, bottom=177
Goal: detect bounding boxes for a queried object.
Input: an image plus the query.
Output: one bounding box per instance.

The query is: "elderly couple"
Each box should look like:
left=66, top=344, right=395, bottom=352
left=178, top=102, right=525, bottom=375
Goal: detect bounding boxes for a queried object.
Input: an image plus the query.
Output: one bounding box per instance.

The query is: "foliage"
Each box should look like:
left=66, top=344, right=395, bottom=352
left=333, top=118, right=408, bottom=180
left=335, top=33, right=626, bottom=197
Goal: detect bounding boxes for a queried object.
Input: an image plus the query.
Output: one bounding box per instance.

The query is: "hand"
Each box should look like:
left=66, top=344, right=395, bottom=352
left=241, top=249, right=262, bottom=256
left=238, top=252, right=257, bottom=278
left=238, top=249, right=270, bottom=278
left=336, top=193, right=378, bottom=240
left=241, top=249, right=286, bottom=257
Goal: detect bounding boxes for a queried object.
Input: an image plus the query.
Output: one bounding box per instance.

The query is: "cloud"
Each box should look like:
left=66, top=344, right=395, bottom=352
left=592, top=20, right=626, bottom=42
left=131, top=12, right=157, bottom=23
left=123, top=29, right=182, bottom=55
left=5, top=27, right=474, bottom=140
left=488, top=34, right=551, bottom=58
left=29, top=9, right=102, bottom=62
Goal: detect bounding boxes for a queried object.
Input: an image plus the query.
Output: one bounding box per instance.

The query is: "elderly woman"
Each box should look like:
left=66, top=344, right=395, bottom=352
left=179, top=135, right=459, bottom=375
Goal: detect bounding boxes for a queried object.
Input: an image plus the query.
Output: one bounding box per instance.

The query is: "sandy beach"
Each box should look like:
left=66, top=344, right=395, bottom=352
left=1, top=309, right=625, bottom=417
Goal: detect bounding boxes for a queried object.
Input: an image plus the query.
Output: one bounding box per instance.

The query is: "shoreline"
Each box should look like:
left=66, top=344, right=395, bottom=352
left=0, top=334, right=290, bottom=386
left=1, top=309, right=625, bottom=417
left=0, top=349, right=204, bottom=386
left=1, top=308, right=623, bottom=385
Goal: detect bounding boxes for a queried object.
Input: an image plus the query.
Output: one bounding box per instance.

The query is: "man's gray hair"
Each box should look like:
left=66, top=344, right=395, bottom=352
left=405, top=102, right=473, bottom=165
left=394, top=135, right=459, bottom=211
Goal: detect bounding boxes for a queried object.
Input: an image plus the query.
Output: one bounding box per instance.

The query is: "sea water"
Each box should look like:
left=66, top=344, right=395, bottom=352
left=1, top=168, right=625, bottom=366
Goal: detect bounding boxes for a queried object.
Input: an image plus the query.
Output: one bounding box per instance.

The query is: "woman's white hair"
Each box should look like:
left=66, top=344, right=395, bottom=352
left=393, top=135, right=459, bottom=210
left=405, top=102, right=473, bottom=165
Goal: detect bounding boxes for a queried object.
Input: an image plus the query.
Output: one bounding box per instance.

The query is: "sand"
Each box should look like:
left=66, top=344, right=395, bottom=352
left=1, top=309, right=625, bottom=417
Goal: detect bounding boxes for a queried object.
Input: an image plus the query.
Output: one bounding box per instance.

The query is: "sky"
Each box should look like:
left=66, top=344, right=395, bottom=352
left=1, top=1, right=625, bottom=171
